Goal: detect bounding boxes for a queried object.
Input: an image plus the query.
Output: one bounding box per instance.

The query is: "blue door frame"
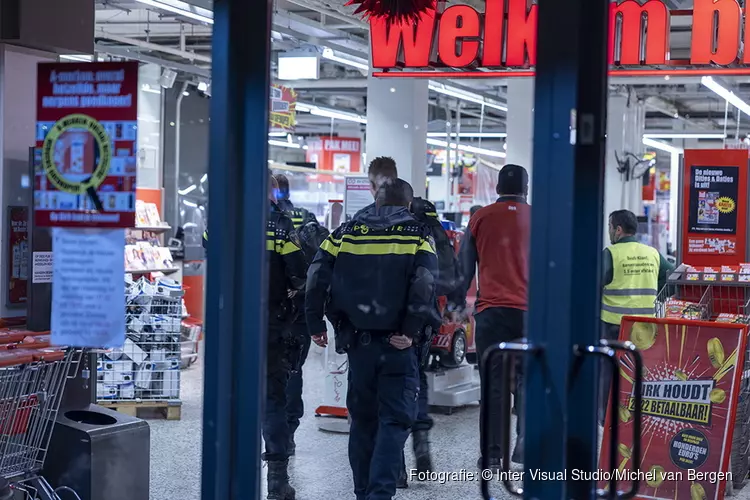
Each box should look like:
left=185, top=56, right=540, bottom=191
left=201, top=0, right=273, bottom=498
left=524, top=0, right=611, bottom=497
left=201, top=0, right=615, bottom=497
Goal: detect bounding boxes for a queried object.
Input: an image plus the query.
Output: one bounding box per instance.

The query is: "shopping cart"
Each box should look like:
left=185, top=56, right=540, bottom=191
left=0, top=347, right=82, bottom=499
left=655, top=275, right=750, bottom=492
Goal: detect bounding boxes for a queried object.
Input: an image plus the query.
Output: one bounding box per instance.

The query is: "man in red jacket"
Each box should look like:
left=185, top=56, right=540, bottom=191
left=457, top=164, right=530, bottom=470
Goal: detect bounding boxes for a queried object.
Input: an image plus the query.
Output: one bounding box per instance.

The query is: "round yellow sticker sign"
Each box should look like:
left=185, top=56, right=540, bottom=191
left=41, top=113, right=111, bottom=195
left=716, top=196, right=736, bottom=214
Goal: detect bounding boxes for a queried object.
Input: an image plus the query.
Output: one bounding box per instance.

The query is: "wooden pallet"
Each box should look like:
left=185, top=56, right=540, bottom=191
left=99, top=400, right=182, bottom=420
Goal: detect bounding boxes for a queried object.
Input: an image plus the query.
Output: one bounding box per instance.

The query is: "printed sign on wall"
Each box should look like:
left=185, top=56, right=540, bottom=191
left=269, top=84, right=297, bottom=132
left=35, top=61, right=139, bottom=228
left=682, top=150, right=748, bottom=266
left=599, top=318, right=746, bottom=500
left=7, top=207, right=28, bottom=306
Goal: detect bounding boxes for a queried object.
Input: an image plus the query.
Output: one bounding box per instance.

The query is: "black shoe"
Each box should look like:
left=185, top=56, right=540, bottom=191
left=288, top=435, right=296, bottom=457
left=477, top=456, right=502, bottom=472
left=412, top=430, right=433, bottom=473
left=267, top=460, right=296, bottom=500
left=397, top=467, right=408, bottom=489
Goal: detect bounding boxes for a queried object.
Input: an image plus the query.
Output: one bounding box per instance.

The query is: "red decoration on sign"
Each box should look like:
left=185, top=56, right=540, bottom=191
left=346, top=0, right=436, bottom=24
left=368, top=0, right=750, bottom=77
left=7, top=207, right=28, bottom=306
left=600, top=317, right=746, bottom=500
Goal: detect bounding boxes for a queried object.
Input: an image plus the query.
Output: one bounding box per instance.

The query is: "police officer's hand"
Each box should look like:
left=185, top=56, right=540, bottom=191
left=389, top=334, right=413, bottom=350
left=312, top=332, right=328, bottom=347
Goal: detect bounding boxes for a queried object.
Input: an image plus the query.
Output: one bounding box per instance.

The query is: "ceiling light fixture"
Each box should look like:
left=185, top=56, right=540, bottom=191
left=643, top=133, right=726, bottom=140
left=200, top=173, right=208, bottom=183
left=428, top=83, right=507, bottom=112
left=295, top=102, right=367, bottom=124
left=426, top=138, right=506, bottom=158
left=701, top=76, right=750, bottom=117
left=642, top=138, right=683, bottom=155
left=135, top=0, right=213, bottom=24
left=321, top=48, right=369, bottom=71
left=268, top=139, right=301, bottom=149
left=60, top=54, right=93, bottom=62
left=427, top=132, right=508, bottom=139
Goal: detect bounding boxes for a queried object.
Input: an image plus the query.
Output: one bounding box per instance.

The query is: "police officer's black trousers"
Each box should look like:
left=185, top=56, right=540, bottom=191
left=474, top=307, right=525, bottom=460
left=286, top=320, right=311, bottom=438
left=347, top=335, right=419, bottom=500
left=262, top=334, right=292, bottom=461
left=599, top=320, right=622, bottom=425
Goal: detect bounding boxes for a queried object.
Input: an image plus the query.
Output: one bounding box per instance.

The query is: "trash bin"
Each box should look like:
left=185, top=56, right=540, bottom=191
left=43, top=404, right=150, bottom=500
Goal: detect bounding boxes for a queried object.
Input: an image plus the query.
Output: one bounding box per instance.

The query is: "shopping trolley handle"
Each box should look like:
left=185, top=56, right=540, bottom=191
left=480, top=341, right=542, bottom=500
left=574, top=340, right=643, bottom=499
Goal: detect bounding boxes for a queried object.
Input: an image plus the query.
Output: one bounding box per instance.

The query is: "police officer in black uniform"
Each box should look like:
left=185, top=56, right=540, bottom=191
left=306, top=178, right=438, bottom=500
left=273, top=173, right=319, bottom=455
left=261, top=174, right=307, bottom=499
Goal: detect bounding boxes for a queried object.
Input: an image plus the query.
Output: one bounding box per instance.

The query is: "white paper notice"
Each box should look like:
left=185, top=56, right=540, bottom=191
left=344, top=176, right=372, bottom=220
left=51, top=228, right=125, bottom=348
left=32, top=252, right=53, bottom=283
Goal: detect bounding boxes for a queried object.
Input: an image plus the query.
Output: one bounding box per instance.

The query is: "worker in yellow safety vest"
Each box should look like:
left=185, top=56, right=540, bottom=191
left=599, top=209, right=673, bottom=424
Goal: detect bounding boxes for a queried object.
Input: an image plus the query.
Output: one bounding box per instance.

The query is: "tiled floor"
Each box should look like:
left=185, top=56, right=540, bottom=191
left=149, top=347, right=750, bottom=500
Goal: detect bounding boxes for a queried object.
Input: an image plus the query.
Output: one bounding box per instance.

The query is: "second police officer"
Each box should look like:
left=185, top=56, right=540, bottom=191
left=306, top=178, right=439, bottom=500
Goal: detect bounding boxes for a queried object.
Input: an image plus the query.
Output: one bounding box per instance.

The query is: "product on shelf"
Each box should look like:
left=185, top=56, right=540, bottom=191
left=715, top=313, right=750, bottom=324
left=135, top=200, right=165, bottom=228
left=664, top=298, right=707, bottom=320
left=97, top=276, right=182, bottom=402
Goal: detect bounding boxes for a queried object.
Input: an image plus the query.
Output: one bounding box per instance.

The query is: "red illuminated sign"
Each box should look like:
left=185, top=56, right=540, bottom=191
left=371, top=0, right=750, bottom=77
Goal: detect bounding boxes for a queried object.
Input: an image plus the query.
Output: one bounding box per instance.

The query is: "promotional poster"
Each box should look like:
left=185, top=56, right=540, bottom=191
left=7, top=207, right=28, bottom=306
left=269, top=84, right=297, bottom=132
left=682, top=150, right=747, bottom=266
left=35, top=61, right=138, bottom=228
left=599, top=318, right=747, bottom=500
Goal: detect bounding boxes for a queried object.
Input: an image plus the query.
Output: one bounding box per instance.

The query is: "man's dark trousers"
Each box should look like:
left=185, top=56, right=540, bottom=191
left=474, top=307, right=525, bottom=460
left=413, top=366, right=432, bottom=431
left=286, top=319, right=312, bottom=438
left=599, top=321, right=622, bottom=425
left=263, top=329, right=292, bottom=461
left=347, top=334, right=419, bottom=500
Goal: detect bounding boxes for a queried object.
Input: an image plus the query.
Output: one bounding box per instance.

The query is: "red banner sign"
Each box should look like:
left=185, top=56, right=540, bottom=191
left=306, top=137, right=362, bottom=173
left=600, top=317, right=747, bottom=500
left=681, top=150, right=748, bottom=266
left=7, top=207, right=28, bottom=306
left=371, top=0, right=750, bottom=78
left=35, top=61, right=138, bottom=228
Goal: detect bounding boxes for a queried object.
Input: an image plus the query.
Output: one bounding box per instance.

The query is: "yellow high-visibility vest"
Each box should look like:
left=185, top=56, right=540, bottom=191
left=601, top=241, right=660, bottom=325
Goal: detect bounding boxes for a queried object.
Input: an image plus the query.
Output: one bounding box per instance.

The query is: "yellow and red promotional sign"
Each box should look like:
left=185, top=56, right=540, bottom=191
left=269, top=84, right=297, bottom=131
left=600, top=317, right=747, bottom=500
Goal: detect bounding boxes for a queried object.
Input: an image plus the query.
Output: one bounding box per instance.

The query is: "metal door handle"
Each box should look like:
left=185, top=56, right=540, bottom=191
left=574, top=340, right=643, bottom=499
left=480, top=341, right=540, bottom=499
left=604, top=340, right=643, bottom=500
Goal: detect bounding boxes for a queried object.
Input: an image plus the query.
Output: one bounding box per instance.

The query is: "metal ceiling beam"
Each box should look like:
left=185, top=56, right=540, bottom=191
left=95, top=43, right=211, bottom=77
left=97, top=31, right=212, bottom=62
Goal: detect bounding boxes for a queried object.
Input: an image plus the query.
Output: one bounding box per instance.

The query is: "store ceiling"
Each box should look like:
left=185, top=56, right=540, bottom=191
left=93, top=0, right=750, bottom=152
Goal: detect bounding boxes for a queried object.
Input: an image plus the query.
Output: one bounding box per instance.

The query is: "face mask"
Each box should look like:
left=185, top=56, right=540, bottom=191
left=273, top=188, right=282, bottom=200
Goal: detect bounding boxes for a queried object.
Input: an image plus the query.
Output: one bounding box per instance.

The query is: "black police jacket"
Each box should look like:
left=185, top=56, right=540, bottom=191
left=305, top=204, right=439, bottom=338
left=267, top=203, right=307, bottom=323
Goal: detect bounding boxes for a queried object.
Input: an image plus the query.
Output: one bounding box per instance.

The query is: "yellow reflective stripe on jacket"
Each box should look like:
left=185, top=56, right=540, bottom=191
left=203, top=230, right=208, bottom=240
left=601, top=241, right=660, bottom=325
left=425, top=212, right=438, bottom=218
left=277, top=240, right=300, bottom=255
left=321, top=236, right=342, bottom=257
